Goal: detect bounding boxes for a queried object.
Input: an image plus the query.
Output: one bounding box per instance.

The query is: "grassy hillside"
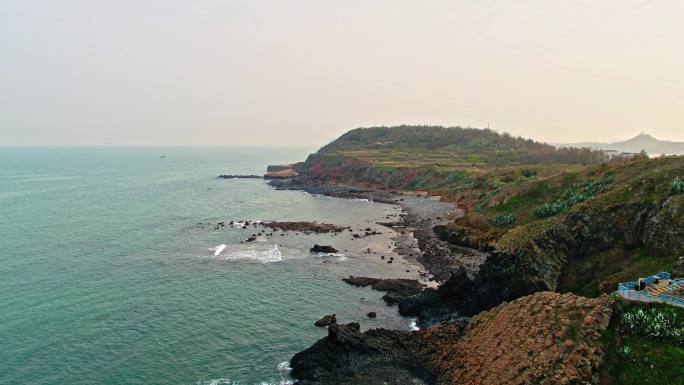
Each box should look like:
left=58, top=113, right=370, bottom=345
left=439, top=155, right=684, bottom=318
left=318, top=125, right=605, bottom=166
left=299, top=126, right=608, bottom=199
left=298, top=126, right=683, bottom=303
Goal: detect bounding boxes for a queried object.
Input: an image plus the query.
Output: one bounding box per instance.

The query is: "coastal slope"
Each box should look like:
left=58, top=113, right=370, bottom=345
left=282, top=126, right=684, bottom=384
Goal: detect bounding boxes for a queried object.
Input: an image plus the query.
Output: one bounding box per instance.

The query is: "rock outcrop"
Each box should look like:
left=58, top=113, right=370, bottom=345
left=343, top=276, right=427, bottom=306
left=264, top=164, right=299, bottom=179
left=310, top=245, right=338, bottom=254
left=314, top=314, right=336, bottom=327
left=261, top=221, right=348, bottom=233
left=433, top=192, right=684, bottom=317
left=291, top=292, right=614, bottom=385
left=426, top=292, right=614, bottom=385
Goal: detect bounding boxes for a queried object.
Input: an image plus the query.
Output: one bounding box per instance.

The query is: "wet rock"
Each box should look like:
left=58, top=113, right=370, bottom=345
left=343, top=276, right=426, bottom=306
left=314, top=314, right=336, bottom=327
left=367, top=311, right=377, bottom=318
left=262, top=221, right=349, bottom=234
left=310, top=245, right=338, bottom=254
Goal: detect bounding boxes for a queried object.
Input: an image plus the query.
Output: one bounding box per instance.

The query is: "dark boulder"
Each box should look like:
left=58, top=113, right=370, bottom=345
left=310, top=245, right=338, bottom=253
left=367, top=311, right=377, bottom=318
left=314, top=314, right=337, bottom=327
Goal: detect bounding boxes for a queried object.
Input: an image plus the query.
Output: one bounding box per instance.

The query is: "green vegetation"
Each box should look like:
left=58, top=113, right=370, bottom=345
left=601, top=301, right=684, bottom=385
left=557, top=248, right=679, bottom=297
left=673, top=176, right=684, bottom=195
left=620, top=305, right=684, bottom=342
left=318, top=126, right=605, bottom=165
left=534, top=177, right=612, bottom=218
left=490, top=213, right=516, bottom=227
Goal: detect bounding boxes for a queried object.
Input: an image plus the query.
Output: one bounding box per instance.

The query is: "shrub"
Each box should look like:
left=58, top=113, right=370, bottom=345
left=491, top=213, right=516, bottom=227
left=618, top=345, right=635, bottom=361
left=672, top=176, right=684, bottom=195
left=620, top=306, right=684, bottom=344
left=521, top=168, right=537, bottom=178
left=534, top=177, right=612, bottom=218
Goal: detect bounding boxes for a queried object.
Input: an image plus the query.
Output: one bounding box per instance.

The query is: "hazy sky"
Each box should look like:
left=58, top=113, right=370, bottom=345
left=2, top=0, right=683, bottom=146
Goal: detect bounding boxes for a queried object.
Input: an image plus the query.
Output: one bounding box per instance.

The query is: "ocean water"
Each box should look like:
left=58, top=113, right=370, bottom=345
left=0, top=147, right=421, bottom=385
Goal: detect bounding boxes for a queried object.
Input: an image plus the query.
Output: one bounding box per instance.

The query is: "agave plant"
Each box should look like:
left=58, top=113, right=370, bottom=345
left=622, top=312, right=637, bottom=332
left=618, top=345, right=635, bottom=361
left=621, top=305, right=684, bottom=343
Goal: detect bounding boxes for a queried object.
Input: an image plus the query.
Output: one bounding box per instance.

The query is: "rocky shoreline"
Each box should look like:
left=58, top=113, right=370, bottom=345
left=290, top=291, right=614, bottom=385
left=268, top=178, right=486, bottom=284
left=262, top=129, right=684, bottom=385
left=266, top=176, right=630, bottom=385
left=265, top=177, right=502, bottom=383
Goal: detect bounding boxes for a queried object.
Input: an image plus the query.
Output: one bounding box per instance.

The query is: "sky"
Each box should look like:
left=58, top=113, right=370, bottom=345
left=1, top=0, right=683, bottom=146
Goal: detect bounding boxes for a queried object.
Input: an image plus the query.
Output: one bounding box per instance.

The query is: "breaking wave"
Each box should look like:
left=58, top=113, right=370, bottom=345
left=209, top=244, right=283, bottom=263
left=409, top=319, right=420, bottom=331
left=196, top=361, right=293, bottom=385
left=213, top=244, right=227, bottom=256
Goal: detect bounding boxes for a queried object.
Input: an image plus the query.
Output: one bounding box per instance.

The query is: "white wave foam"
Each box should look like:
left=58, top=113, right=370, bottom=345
left=213, top=244, right=227, bottom=256
left=277, top=361, right=292, bottom=374
left=409, top=319, right=420, bottom=331
left=310, top=252, right=348, bottom=262
left=209, top=244, right=283, bottom=263
left=197, top=360, right=294, bottom=385
left=196, top=379, right=233, bottom=385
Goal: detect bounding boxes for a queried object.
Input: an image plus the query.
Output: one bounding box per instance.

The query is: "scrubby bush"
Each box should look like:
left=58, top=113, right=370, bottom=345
left=521, top=168, right=537, bottom=178
left=534, top=202, right=567, bottom=218
left=491, top=213, right=516, bottom=227
left=672, top=176, right=684, bottom=195
left=534, top=177, right=612, bottom=218
left=618, top=345, right=635, bottom=361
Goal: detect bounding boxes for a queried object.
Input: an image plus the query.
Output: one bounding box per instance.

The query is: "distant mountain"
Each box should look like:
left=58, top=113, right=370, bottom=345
left=556, top=133, right=684, bottom=155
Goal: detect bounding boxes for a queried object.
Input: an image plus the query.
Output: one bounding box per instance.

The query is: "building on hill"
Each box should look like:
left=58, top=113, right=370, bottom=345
left=601, top=149, right=642, bottom=161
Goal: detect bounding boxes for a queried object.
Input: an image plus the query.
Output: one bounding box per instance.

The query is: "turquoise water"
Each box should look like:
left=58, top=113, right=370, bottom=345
left=0, top=147, right=418, bottom=385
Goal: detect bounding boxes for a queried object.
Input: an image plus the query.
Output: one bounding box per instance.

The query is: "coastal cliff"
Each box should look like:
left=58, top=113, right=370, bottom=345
left=282, top=126, right=684, bottom=384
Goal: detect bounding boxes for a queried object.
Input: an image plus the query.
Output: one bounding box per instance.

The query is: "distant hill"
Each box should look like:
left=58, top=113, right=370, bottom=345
left=316, top=125, right=604, bottom=165
left=318, top=125, right=541, bottom=153
left=557, top=133, right=684, bottom=155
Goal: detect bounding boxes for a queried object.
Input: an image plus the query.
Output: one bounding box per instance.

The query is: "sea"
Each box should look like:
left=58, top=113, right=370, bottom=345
left=0, top=147, right=421, bottom=385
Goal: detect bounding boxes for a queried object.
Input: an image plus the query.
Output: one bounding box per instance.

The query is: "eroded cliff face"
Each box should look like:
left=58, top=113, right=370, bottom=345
left=296, top=154, right=443, bottom=192
left=642, top=194, right=684, bottom=256
left=291, top=292, right=614, bottom=385
left=430, top=187, right=683, bottom=316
